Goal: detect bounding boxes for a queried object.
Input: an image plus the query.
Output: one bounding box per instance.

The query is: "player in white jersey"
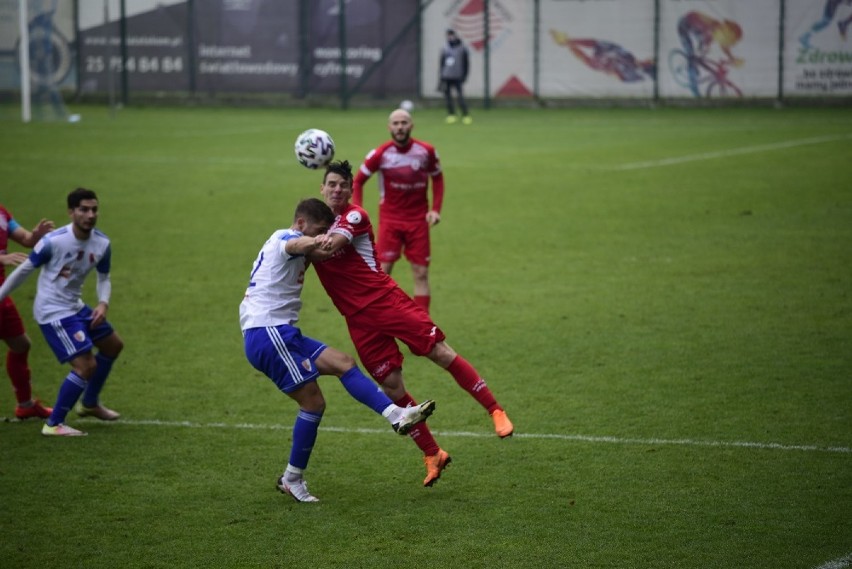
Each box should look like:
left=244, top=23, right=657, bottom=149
left=0, top=189, right=124, bottom=436
left=240, top=198, right=436, bottom=503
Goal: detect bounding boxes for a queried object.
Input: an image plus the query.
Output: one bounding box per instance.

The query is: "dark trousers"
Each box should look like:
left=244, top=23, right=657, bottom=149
left=443, top=79, right=468, bottom=116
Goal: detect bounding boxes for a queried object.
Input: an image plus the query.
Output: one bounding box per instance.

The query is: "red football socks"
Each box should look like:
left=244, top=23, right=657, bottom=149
left=447, top=355, right=500, bottom=414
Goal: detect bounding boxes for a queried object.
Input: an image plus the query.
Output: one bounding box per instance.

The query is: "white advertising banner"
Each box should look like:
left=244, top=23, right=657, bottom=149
left=422, top=0, right=535, bottom=99
left=540, top=0, right=656, bottom=98
left=659, top=0, right=780, bottom=98
left=785, top=0, right=852, bottom=96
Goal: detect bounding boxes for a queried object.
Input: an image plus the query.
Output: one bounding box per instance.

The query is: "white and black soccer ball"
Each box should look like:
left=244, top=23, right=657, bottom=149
left=294, top=128, right=335, bottom=169
left=400, top=99, right=414, bottom=112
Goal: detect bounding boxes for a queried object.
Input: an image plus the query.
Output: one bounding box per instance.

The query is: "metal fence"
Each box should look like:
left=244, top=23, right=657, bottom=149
left=2, top=0, right=851, bottom=109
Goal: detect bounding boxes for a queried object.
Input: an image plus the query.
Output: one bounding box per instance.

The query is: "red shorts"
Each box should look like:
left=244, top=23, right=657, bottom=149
left=346, top=287, right=446, bottom=382
left=376, top=218, right=430, bottom=266
left=0, top=296, right=26, bottom=339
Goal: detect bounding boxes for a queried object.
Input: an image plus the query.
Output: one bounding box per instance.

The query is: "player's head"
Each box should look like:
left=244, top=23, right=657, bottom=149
left=323, top=160, right=353, bottom=185
left=67, top=187, right=99, bottom=234
left=388, top=109, right=413, bottom=146
left=321, top=160, right=354, bottom=213
left=446, top=29, right=459, bottom=44
left=68, top=187, right=97, bottom=209
left=293, top=197, right=335, bottom=236
left=715, top=19, right=743, bottom=47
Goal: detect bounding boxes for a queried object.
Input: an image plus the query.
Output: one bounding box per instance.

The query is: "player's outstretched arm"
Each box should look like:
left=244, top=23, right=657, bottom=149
left=11, top=218, right=55, bottom=248
left=0, top=258, right=36, bottom=302
left=0, top=252, right=29, bottom=267
left=284, top=235, right=333, bottom=256
left=305, top=233, right=349, bottom=262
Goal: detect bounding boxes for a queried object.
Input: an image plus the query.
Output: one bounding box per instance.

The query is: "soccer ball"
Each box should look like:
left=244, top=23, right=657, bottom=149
left=400, top=99, right=414, bottom=112
left=294, top=129, right=335, bottom=169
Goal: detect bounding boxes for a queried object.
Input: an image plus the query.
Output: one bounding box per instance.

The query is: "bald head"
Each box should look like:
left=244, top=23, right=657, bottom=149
left=389, top=108, right=412, bottom=123
left=388, top=109, right=413, bottom=147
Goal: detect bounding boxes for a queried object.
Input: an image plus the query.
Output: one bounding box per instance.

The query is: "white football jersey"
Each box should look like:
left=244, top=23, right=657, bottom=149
left=29, top=224, right=112, bottom=324
left=239, top=229, right=307, bottom=330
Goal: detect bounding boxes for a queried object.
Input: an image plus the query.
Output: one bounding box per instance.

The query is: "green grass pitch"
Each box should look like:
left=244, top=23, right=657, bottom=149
left=0, top=103, right=850, bottom=568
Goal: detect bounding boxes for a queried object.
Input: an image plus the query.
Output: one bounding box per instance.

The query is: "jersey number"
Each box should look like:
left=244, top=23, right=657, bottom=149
left=248, top=252, right=264, bottom=287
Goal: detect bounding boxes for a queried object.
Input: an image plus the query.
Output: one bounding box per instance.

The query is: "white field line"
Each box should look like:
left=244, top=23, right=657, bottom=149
left=28, top=417, right=848, bottom=455
left=1, top=152, right=285, bottom=167
left=814, top=553, right=852, bottom=569
left=606, top=134, right=852, bottom=171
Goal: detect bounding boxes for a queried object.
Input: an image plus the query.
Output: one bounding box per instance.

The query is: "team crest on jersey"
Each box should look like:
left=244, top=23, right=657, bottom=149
left=73, top=331, right=86, bottom=343
left=346, top=211, right=362, bottom=225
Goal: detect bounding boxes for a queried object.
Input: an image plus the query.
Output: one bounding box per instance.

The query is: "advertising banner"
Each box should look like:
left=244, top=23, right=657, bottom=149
left=7, top=0, right=848, bottom=101
left=659, top=0, right=780, bottom=98
left=785, top=0, right=852, bottom=96
left=193, top=0, right=298, bottom=93
left=77, top=0, right=418, bottom=96
left=78, top=0, right=189, bottom=93
left=422, top=0, right=535, bottom=99
left=305, top=0, right=418, bottom=97
left=540, top=0, right=655, bottom=98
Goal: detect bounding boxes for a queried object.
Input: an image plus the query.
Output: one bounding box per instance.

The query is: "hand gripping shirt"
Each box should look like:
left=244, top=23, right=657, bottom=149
left=239, top=229, right=307, bottom=330
left=312, top=204, right=397, bottom=317
left=28, top=224, right=111, bottom=324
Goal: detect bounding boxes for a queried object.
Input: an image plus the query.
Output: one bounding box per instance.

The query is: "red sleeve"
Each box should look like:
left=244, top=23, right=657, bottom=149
left=352, top=146, right=384, bottom=206
left=431, top=172, right=444, bottom=213
left=352, top=169, right=368, bottom=207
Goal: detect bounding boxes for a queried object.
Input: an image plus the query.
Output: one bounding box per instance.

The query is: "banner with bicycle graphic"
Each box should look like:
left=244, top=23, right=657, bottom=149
left=3, top=0, right=850, bottom=101
left=426, top=0, right=852, bottom=100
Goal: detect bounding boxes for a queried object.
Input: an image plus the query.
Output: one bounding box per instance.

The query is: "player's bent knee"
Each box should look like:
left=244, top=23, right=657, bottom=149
left=97, top=332, right=124, bottom=357
left=6, top=334, right=31, bottom=353
left=316, top=347, right=357, bottom=376
left=428, top=341, right=457, bottom=368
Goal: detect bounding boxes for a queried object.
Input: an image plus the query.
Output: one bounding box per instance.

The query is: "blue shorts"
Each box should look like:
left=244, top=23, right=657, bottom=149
left=39, top=305, right=115, bottom=364
left=243, top=325, right=327, bottom=394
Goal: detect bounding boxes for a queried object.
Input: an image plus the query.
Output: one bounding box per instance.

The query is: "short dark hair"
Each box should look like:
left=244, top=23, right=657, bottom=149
left=67, top=187, right=98, bottom=209
left=323, top=160, right=353, bottom=184
left=294, top=197, right=335, bottom=225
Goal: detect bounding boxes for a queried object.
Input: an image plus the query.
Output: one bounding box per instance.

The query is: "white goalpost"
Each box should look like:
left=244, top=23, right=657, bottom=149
left=13, top=0, right=75, bottom=123
left=18, top=0, right=31, bottom=122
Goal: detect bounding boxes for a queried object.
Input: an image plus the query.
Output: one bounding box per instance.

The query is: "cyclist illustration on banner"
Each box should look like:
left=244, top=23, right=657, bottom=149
left=551, top=30, right=655, bottom=83
left=799, top=0, right=852, bottom=48
left=670, top=11, right=744, bottom=97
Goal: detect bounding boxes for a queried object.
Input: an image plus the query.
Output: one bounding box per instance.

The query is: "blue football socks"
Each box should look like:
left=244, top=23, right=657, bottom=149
left=47, top=372, right=87, bottom=426
left=81, top=353, right=116, bottom=407
left=289, top=409, right=323, bottom=470
left=338, top=367, right=392, bottom=415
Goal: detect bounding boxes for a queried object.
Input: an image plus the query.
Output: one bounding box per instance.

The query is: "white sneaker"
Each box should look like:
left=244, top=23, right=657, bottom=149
left=393, top=399, right=436, bottom=435
left=42, top=423, right=87, bottom=437
left=277, top=476, right=319, bottom=503
left=77, top=403, right=121, bottom=421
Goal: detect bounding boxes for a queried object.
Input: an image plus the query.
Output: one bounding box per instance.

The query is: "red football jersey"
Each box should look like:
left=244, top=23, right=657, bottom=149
left=313, top=204, right=399, bottom=317
left=355, top=138, right=442, bottom=223
left=0, top=205, right=13, bottom=284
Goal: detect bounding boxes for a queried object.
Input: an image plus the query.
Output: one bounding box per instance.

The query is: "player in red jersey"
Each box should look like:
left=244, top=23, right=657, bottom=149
left=0, top=205, right=54, bottom=419
left=352, top=108, right=443, bottom=314
left=311, top=160, right=514, bottom=488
